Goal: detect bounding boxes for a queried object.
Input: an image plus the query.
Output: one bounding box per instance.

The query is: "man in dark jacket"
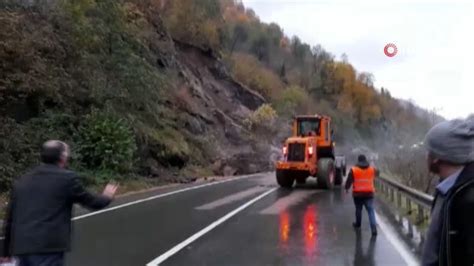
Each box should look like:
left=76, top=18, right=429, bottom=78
left=345, top=154, right=378, bottom=236
left=0, top=140, right=118, bottom=266
left=422, top=118, right=474, bottom=266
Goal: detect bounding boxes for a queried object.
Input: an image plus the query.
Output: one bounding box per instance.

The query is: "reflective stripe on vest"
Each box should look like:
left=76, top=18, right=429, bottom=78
left=352, top=166, right=375, bottom=193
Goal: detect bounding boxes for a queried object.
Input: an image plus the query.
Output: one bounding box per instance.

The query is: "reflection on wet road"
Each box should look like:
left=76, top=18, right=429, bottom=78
left=354, top=231, right=377, bottom=266
left=303, top=204, right=318, bottom=260
left=63, top=173, right=414, bottom=266
left=279, top=211, right=290, bottom=247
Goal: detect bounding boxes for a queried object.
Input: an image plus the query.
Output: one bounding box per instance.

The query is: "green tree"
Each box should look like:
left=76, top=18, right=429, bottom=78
left=77, top=110, right=137, bottom=174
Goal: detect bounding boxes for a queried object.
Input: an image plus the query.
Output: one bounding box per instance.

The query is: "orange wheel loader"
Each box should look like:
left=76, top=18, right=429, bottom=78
left=275, top=115, right=345, bottom=189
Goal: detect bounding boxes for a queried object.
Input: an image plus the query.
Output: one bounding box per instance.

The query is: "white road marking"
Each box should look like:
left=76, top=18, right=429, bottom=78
left=376, top=211, right=420, bottom=266
left=72, top=173, right=265, bottom=221
left=0, top=173, right=266, bottom=241
left=260, top=190, right=320, bottom=215
left=146, top=187, right=278, bottom=266
left=196, top=186, right=268, bottom=210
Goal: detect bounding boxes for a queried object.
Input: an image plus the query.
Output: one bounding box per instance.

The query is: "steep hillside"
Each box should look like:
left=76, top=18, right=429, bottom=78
left=0, top=1, right=277, bottom=191
left=0, top=0, right=437, bottom=192
left=169, top=42, right=278, bottom=175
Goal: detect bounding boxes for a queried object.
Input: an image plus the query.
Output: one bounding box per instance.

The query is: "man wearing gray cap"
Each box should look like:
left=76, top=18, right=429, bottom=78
left=422, top=118, right=474, bottom=266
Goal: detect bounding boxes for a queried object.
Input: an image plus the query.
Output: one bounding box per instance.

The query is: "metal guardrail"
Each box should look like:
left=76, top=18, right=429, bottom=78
left=377, top=175, right=434, bottom=207
left=375, top=175, right=434, bottom=249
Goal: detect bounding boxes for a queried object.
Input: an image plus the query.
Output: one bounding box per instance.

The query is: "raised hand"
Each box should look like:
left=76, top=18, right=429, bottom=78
left=102, top=182, right=119, bottom=199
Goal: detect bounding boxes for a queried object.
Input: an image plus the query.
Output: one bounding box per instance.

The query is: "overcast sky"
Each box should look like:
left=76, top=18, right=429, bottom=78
left=242, top=0, right=473, bottom=119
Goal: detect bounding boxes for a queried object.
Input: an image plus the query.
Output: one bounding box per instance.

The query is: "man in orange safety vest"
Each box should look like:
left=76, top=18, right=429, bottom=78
left=345, top=154, right=379, bottom=236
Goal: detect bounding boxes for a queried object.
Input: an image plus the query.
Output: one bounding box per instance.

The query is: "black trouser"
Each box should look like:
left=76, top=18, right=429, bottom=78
left=353, top=196, right=377, bottom=231
left=18, top=253, right=64, bottom=266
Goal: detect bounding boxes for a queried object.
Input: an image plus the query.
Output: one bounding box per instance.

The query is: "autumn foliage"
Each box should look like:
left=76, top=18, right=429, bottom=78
left=153, top=0, right=435, bottom=149
left=227, top=53, right=284, bottom=99
left=0, top=0, right=438, bottom=192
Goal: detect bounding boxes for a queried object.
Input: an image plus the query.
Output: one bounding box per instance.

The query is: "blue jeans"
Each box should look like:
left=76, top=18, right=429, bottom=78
left=18, top=253, right=64, bottom=266
left=353, top=197, right=377, bottom=230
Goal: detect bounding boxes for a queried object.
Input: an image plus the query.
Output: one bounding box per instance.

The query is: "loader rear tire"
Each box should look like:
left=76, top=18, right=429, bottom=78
left=317, top=158, right=335, bottom=189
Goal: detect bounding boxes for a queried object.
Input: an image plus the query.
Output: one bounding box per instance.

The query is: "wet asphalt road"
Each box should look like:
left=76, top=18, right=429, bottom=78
left=3, top=173, right=413, bottom=265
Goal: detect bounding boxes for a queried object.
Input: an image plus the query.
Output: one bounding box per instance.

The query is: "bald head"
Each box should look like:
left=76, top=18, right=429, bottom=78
left=40, top=140, right=70, bottom=166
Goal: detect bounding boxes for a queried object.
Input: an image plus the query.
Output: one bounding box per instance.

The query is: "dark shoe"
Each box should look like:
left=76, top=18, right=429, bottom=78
left=371, top=229, right=378, bottom=237
left=352, top=222, right=361, bottom=229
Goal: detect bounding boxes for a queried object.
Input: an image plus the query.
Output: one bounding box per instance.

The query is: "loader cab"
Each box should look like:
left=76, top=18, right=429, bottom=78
left=296, top=117, right=321, bottom=137
left=290, top=115, right=334, bottom=160
left=293, top=115, right=332, bottom=143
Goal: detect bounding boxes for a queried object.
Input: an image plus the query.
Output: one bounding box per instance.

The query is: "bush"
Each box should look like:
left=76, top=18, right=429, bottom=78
left=162, top=0, right=223, bottom=51
left=230, top=53, right=284, bottom=99
left=0, top=112, right=78, bottom=192
left=77, top=168, right=137, bottom=186
left=76, top=110, right=137, bottom=173
left=139, top=124, right=191, bottom=168
left=244, top=104, right=277, bottom=132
